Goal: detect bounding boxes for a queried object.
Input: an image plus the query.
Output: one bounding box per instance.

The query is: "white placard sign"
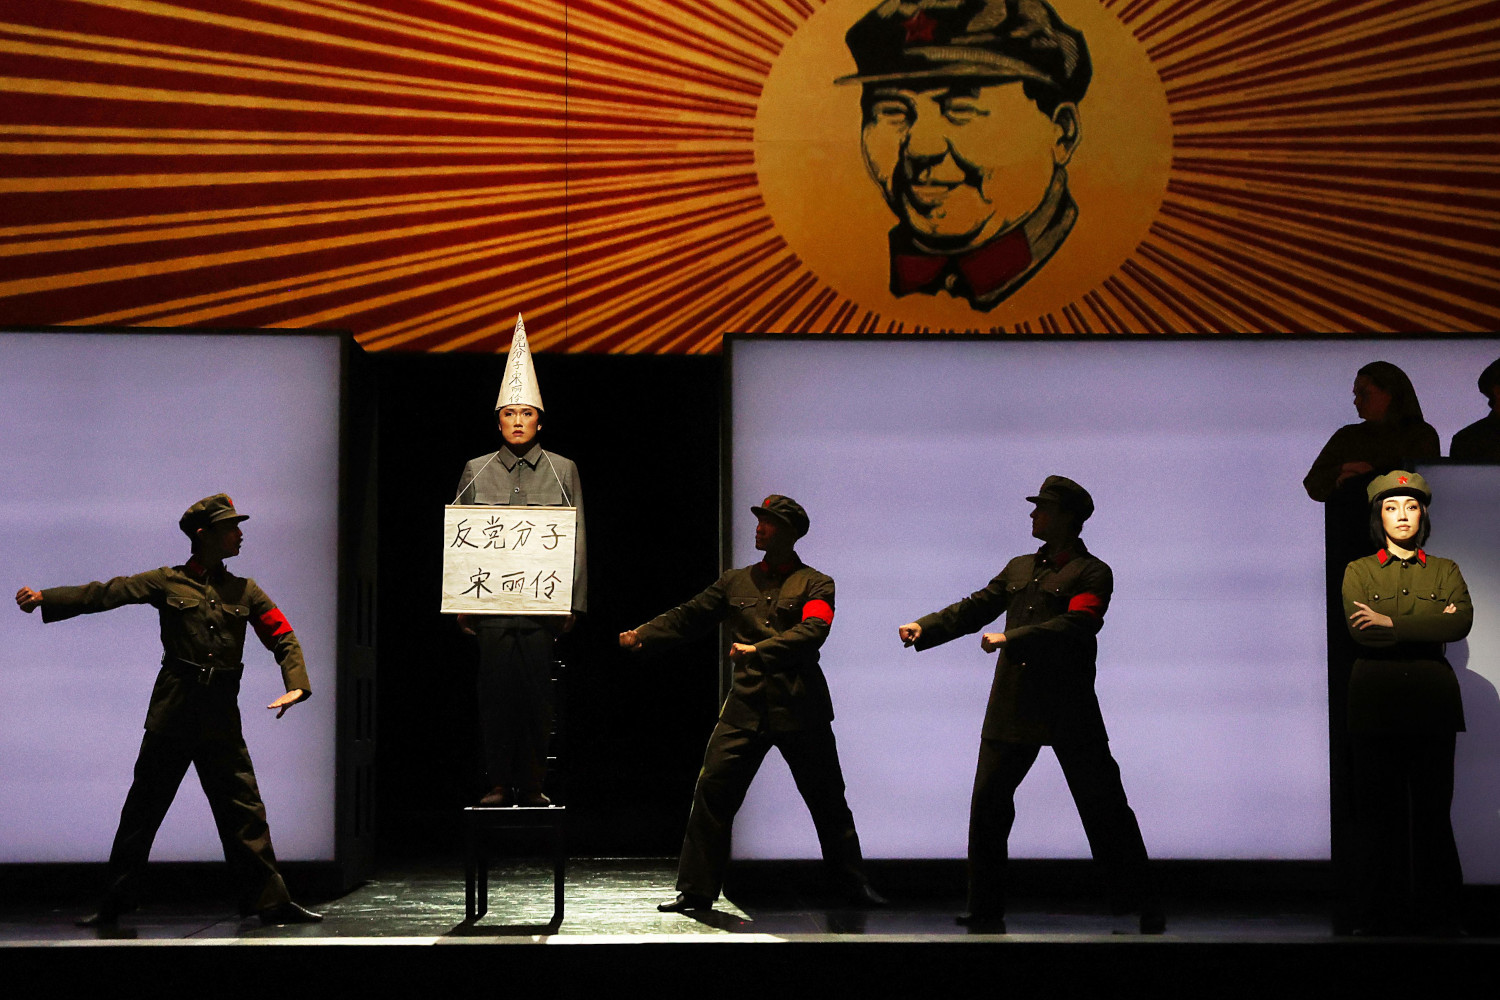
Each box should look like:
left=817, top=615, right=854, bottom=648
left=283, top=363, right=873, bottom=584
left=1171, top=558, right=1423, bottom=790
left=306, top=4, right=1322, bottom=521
left=441, top=505, right=576, bottom=614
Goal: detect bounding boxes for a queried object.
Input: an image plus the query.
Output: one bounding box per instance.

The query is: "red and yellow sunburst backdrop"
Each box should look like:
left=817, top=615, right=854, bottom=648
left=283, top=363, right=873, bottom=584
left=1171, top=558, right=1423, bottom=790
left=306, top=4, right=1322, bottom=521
left=2, top=0, right=1496, bottom=350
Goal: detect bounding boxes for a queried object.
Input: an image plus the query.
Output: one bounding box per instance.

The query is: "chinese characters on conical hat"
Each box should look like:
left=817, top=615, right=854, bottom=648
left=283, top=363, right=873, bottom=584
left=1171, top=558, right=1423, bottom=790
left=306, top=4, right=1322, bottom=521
left=495, top=313, right=544, bottom=412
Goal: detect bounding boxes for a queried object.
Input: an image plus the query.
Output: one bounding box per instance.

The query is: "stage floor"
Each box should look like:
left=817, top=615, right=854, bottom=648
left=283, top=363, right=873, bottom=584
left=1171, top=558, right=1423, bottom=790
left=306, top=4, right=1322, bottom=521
left=0, top=856, right=1391, bottom=941
left=4, top=859, right=1497, bottom=998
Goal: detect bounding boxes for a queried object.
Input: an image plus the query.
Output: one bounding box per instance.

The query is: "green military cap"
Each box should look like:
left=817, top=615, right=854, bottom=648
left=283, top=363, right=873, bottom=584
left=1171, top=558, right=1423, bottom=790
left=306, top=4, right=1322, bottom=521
left=837, top=0, right=1091, bottom=105
left=178, top=493, right=249, bottom=538
left=1027, top=475, right=1093, bottom=522
left=751, top=494, right=810, bottom=538
left=1367, top=471, right=1431, bottom=506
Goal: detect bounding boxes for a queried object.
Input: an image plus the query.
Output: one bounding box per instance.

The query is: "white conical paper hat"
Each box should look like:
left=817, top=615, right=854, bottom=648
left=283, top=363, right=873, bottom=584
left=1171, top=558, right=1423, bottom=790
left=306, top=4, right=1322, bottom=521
left=494, top=313, right=544, bottom=411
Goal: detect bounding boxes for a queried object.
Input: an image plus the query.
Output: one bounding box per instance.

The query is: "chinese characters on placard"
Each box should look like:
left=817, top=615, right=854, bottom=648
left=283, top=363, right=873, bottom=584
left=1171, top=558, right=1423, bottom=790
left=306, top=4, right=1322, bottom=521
left=444, top=508, right=574, bottom=613
left=450, top=516, right=567, bottom=552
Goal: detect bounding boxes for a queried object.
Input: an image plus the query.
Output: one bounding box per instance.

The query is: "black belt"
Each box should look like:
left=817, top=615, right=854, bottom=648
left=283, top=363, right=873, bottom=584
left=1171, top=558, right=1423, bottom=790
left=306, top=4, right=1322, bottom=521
left=163, top=656, right=244, bottom=686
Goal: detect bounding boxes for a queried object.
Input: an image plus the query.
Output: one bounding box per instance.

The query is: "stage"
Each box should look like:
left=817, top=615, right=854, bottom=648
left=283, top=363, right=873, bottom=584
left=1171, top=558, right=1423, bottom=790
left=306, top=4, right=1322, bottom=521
left=3, top=859, right=1494, bottom=998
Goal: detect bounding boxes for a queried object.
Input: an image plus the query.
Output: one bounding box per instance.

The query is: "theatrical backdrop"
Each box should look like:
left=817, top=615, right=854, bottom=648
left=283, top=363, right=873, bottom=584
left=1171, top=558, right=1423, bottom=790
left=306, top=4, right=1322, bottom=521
left=3, top=0, right=1497, bottom=344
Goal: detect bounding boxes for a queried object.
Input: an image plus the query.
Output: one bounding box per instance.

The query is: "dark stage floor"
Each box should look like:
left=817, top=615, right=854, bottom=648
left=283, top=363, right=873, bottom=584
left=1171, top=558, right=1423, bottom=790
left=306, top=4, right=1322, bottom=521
left=3, top=859, right=1496, bottom=998
left=1, top=858, right=1333, bottom=941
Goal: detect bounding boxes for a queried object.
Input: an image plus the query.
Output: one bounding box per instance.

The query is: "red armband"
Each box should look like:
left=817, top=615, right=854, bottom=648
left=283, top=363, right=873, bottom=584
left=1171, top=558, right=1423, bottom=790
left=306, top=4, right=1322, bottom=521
left=253, top=607, right=294, bottom=643
left=1067, top=593, right=1105, bottom=618
left=802, top=599, right=834, bottom=624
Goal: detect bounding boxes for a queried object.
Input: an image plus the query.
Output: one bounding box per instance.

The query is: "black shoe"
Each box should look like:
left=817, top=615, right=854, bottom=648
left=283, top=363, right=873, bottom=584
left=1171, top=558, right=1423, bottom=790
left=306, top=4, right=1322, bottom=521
left=259, top=901, right=324, bottom=925
left=76, top=905, right=130, bottom=928
left=478, top=785, right=512, bottom=807
left=518, top=791, right=552, bottom=807
left=1139, top=910, right=1167, bottom=935
left=955, top=912, right=1006, bottom=933
left=846, top=882, right=887, bottom=908
left=657, top=892, right=712, bottom=913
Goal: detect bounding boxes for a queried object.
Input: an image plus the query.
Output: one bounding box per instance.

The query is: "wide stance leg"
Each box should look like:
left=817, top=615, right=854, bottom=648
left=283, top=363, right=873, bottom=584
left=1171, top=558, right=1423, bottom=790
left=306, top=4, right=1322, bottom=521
left=966, top=739, right=1040, bottom=917
left=778, top=727, right=868, bottom=891
left=1053, top=739, right=1157, bottom=915
left=102, top=730, right=195, bottom=907
left=675, top=722, right=771, bottom=900
left=194, top=738, right=290, bottom=915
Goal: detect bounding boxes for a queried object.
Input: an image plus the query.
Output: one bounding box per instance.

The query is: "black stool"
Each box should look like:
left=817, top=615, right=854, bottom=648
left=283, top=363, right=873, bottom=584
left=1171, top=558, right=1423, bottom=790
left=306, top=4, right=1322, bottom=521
left=463, top=657, right=567, bottom=924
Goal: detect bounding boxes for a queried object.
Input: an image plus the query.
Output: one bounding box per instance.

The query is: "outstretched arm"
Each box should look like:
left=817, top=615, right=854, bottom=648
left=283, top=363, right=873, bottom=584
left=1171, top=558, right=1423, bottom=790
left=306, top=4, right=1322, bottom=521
left=627, top=574, right=731, bottom=654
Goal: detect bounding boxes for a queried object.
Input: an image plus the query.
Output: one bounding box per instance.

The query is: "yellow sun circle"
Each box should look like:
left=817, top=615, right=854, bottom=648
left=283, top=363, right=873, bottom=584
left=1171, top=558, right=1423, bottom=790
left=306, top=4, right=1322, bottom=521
left=754, top=0, right=1173, bottom=329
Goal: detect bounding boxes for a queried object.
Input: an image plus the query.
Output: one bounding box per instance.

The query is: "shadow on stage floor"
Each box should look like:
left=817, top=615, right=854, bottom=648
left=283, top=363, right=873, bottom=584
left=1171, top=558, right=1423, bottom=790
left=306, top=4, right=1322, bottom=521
left=2, top=858, right=1495, bottom=997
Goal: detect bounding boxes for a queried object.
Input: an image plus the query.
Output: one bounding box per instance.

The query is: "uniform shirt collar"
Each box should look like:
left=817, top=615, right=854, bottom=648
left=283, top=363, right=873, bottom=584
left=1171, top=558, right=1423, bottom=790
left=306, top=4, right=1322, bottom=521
left=1038, top=538, right=1088, bottom=568
left=497, top=443, right=543, bottom=471
left=1376, top=548, right=1427, bottom=566
left=758, top=555, right=803, bottom=578
left=183, top=556, right=224, bottom=581
left=888, top=171, right=1072, bottom=304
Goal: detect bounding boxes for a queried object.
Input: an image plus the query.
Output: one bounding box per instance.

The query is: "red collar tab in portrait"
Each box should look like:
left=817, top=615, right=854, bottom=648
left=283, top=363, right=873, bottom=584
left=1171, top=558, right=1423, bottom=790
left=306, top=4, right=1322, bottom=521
left=892, top=228, right=1033, bottom=298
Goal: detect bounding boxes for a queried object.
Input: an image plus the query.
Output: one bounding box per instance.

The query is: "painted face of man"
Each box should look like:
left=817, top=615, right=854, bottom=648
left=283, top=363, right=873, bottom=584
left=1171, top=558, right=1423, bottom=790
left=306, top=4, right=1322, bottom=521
left=861, top=81, right=1079, bottom=252
left=497, top=405, right=541, bottom=451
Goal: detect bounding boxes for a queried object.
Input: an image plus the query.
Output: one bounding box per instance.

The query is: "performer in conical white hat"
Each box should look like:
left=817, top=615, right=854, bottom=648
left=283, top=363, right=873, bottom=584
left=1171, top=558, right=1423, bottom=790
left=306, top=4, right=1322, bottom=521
left=453, top=313, right=586, bottom=808
left=495, top=313, right=544, bottom=412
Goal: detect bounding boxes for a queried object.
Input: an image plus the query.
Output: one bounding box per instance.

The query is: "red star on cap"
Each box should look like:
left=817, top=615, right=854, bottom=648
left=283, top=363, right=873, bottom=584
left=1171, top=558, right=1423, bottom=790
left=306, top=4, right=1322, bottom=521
left=1398, top=476, right=1408, bottom=485
left=903, top=11, right=938, bottom=42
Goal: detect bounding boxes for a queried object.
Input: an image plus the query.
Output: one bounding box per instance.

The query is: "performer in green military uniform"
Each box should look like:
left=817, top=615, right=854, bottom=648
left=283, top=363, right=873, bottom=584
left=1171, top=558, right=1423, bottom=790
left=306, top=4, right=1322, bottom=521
left=13, top=493, right=321, bottom=926
left=899, top=476, right=1161, bottom=934
left=1343, top=470, right=1473, bottom=935
left=619, top=495, right=882, bottom=913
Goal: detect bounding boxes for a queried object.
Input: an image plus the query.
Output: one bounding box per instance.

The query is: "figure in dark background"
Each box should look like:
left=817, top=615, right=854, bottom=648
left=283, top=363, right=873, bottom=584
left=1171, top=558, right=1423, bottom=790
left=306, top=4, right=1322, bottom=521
left=838, top=0, right=1090, bottom=311
left=454, top=316, right=586, bottom=808
left=1342, top=471, right=1472, bottom=935
left=898, top=476, right=1162, bottom=934
left=1304, top=360, right=1440, bottom=506
left=13, top=494, right=320, bottom=926
left=620, top=495, right=883, bottom=913
left=1449, top=357, right=1500, bottom=462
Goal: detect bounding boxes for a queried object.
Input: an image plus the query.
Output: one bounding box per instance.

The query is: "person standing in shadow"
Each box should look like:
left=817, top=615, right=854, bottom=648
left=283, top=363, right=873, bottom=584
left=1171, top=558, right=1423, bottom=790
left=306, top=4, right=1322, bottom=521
left=1304, top=360, right=1440, bottom=511
left=1450, top=358, right=1500, bottom=462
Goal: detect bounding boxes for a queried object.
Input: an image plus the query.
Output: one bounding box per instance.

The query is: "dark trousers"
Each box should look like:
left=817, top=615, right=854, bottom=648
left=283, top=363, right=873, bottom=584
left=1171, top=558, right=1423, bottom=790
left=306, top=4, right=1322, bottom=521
left=1350, top=732, right=1463, bottom=931
left=105, top=729, right=289, bottom=914
left=677, top=720, right=866, bottom=900
left=476, top=624, right=554, bottom=792
left=968, top=737, right=1155, bottom=917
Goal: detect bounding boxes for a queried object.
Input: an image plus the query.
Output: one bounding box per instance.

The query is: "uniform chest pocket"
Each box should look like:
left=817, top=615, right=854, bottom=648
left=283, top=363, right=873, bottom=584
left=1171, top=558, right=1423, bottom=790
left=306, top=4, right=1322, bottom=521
left=221, top=603, right=250, bottom=620
left=165, top=596, right=200, bottom=612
